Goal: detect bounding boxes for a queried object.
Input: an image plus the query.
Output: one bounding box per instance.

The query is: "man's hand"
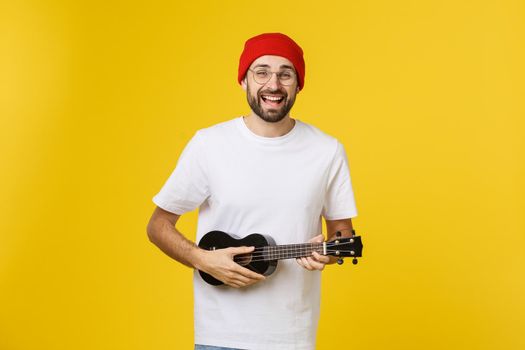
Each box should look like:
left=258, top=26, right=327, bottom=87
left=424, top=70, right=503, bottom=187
left=194, top=246, right=266, bottom=288
left=295, top=234, right=330, bottom=271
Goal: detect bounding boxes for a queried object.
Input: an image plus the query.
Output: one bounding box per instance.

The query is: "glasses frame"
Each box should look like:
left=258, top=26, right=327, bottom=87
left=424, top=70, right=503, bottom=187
left=247, top=68, right=297, bottom=86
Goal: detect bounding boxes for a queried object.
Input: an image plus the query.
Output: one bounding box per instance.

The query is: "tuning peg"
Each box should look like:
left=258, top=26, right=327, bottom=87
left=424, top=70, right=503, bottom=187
left=337, top=258, right=344, bottom=265
left=352, top=258, right=358, bottom=265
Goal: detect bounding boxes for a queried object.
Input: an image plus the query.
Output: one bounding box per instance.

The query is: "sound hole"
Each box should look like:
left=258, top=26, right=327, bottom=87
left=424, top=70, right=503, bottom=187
left=234, top=253, right=253, bottom=266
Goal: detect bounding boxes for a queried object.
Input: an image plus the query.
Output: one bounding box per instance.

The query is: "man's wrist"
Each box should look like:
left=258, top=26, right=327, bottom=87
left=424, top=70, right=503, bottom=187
left=188, top=245, right=207, bottom=270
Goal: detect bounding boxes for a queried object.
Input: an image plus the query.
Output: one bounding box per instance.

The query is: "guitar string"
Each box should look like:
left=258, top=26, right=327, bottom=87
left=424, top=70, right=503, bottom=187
left=230, top=246, right=330, bottom=260
left=227, top=242, right=354, bottom=256
left=233, top=249, right=359, bottom=262
left=228, top=244, right=356, bottom=260
left=240, top=249, right=357, bottom=256
left=236, top=249, right=357, bottom=257
left=243, top=244, right=322, bottom=254
left=234, top=250, right=359, bottom=263
left=224, top=241, right=351, bottom=254
left=205, top=238, right=357, bottom=252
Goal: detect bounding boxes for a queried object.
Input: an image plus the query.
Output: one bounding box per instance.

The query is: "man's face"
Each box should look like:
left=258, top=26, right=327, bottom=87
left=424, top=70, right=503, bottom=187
left=242, top=55, right=300, bottom=123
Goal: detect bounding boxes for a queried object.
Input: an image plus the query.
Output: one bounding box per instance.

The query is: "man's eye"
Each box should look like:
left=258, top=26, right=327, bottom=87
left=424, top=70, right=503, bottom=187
left=255, top=71, right=269, bottom=77
left=279, top=72, right=292, bottom=79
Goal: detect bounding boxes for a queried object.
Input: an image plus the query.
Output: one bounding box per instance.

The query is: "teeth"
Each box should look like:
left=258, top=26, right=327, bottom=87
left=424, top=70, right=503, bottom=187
left=262, top=95, right=283, bottom=101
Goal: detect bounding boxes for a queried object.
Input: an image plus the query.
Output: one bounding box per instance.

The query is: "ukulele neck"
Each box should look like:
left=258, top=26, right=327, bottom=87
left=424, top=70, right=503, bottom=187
left=264, top=243, right=325, bottom=261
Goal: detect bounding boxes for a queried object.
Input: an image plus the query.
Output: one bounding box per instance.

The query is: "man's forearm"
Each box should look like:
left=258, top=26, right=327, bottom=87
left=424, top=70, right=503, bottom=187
left=147, top=216, right=203, bottom=269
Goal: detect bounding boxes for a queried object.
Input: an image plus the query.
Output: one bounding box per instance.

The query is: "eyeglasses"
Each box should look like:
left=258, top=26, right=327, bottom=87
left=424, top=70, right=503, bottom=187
left=248, top=68, right=297, bottom=86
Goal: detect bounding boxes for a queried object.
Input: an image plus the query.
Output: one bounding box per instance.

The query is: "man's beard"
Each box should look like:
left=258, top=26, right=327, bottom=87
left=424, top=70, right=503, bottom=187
left=247, top=86, right=296, bottom=123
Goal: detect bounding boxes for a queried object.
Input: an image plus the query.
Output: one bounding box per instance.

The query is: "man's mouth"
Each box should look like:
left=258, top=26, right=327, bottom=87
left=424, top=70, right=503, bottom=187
left=260, top=94, right=285, bottom=107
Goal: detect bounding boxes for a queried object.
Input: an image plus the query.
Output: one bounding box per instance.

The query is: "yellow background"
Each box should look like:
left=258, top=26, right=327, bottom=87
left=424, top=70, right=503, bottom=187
left=1, top=0, right=524, bottom=349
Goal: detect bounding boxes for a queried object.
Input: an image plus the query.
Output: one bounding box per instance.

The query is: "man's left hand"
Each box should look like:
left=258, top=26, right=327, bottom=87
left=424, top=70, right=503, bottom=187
left=295, top=234, right=330, bottom=271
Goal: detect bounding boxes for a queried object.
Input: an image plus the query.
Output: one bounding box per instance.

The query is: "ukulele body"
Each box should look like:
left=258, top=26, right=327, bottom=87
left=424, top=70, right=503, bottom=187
left=198, top=230, right=278, bottom=286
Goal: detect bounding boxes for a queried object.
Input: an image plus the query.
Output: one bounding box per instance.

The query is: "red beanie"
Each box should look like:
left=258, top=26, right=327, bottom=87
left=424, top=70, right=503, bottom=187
left=238, top=33, right=305, bottom=90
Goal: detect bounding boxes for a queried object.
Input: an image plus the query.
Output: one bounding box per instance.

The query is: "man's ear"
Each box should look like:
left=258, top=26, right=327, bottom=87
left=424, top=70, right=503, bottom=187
left=241, top=77, right=247, bottom=91
left=296, top=86, right=300, bottom=94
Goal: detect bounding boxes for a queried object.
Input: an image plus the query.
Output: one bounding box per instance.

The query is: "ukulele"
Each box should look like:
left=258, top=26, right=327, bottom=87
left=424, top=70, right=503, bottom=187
left=197, top=229, right=363, bottom=286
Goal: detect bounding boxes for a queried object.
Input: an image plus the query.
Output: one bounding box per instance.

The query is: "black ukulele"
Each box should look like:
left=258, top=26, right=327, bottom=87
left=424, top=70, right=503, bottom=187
left=197, top=229, right=363, bottom=286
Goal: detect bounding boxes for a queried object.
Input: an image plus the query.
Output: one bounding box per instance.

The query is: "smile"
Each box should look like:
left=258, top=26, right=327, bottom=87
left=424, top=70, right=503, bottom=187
left=261, top=95, right=285, bottom=106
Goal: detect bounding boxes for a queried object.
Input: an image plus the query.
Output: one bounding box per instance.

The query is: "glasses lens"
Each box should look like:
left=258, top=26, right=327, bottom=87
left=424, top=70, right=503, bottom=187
left=253, top=69, right=270, bottom=84
left=277, top=70, right=295, bottom=86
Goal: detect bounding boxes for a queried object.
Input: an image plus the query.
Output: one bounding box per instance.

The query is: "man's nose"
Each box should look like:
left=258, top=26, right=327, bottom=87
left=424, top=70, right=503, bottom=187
left=265, top=72, right=281, bottom=89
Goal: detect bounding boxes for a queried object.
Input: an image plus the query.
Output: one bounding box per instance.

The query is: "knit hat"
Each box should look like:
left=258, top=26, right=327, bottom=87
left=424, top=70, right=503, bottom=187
left=238, top=33, right=305, bottom=90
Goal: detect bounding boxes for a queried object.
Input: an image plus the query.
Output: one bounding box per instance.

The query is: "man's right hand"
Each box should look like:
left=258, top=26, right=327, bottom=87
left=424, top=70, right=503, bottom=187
left=192, top=246, right=266, bottom=288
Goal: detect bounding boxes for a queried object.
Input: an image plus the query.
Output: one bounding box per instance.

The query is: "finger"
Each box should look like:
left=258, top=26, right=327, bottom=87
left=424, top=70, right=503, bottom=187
left=300, top=257, right=314, bottom=270
left=230, top=273, right=252, bottom=285
left=229, top=280, right=245, bottom=288
left=234, top=277, right=258, bottom=287
left=306, top=257, right=325, bottom=271
left=233, top=264, right=266, bottom=280
left=228, top=246, right=255, bottom=256
left=308, top=234, right=325, bottom=243
left=222, top=273, right=246, bottom=288
left=296, top=258, right=305, bottom=268
left=312, top=251, right=330, bottom=264
left=230, top=270, right=265, bottom=287
left=226, top=280, right=242, bottom=288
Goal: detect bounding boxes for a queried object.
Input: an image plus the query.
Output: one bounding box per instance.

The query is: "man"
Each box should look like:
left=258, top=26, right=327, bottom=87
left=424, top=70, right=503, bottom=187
left=147, top=33, right=357, bottom=350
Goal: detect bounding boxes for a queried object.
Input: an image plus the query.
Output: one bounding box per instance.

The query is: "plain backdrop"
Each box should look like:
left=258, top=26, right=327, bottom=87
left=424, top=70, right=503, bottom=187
left=1, top=1, right=524, bottom=349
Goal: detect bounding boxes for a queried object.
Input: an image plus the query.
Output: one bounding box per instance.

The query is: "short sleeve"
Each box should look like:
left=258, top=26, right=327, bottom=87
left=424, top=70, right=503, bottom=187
left=321, top=141, right=358, bottom=220
left=152, top=131, right=210, bottom=215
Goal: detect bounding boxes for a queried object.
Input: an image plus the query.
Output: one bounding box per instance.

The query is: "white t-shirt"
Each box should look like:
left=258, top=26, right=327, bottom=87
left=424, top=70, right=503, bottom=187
left=153, top=117, right=357, bottom=350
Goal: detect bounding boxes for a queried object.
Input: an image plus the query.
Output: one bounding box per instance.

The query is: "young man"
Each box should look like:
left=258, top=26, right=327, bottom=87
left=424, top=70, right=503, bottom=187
left=147, top=33, right=357, bottom=350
